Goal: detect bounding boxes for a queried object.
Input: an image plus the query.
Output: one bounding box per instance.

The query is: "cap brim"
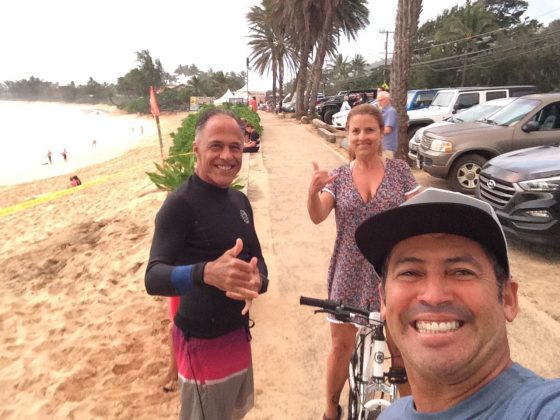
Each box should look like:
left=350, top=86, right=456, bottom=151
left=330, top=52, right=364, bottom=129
left=355, top=202, right=509, bottom=275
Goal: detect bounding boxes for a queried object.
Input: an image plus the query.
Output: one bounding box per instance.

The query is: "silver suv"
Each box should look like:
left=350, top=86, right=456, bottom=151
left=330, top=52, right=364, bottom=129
left=417, top=93, right=560, bottom=194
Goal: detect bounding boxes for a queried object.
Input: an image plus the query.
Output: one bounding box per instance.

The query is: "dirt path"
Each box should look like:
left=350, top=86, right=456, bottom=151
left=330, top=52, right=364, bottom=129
left=245, top=112, right=560, bottom=419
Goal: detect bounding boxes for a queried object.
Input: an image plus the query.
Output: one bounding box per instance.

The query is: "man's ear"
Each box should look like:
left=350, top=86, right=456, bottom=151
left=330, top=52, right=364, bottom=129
left=379, top=283, right=387, bottom=319
left=502, top=278, right=519, bottom=322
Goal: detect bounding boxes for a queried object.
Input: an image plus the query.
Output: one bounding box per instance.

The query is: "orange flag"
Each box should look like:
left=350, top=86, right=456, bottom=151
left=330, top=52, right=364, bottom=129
left=150, top=86, right=160, bottom=117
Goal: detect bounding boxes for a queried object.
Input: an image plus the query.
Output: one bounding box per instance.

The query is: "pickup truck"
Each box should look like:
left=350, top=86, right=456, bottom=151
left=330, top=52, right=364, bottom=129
left=417, top=93, right=560, bottom=194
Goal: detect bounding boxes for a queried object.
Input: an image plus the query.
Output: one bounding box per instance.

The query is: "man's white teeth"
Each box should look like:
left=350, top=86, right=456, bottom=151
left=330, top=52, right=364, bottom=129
left=415, top=320, right=461, bottom=333
left=218, top=165, right=232, bottom=170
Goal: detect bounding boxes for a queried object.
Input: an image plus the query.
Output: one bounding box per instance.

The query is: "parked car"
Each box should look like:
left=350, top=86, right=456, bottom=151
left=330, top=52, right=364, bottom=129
left=331, top=99, right=379, bottom=128
left=407, top=85, right=538, bottom=139
left=282, top=93, right=297, bottom=112
left=408, top=97, right=516, bottom=162
left=407, top=89, right=439, bottom=111
left=417, top=93, right=560, bottom=194
left=476, top=144, right=560, bottom=245
left=317, top=89, right=377, bottom=124
left=331, top=89, right=438, bottom=129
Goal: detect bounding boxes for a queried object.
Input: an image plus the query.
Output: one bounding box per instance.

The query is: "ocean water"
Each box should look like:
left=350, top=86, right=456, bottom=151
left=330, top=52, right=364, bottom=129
left=0, top=101, right=155, bottom=186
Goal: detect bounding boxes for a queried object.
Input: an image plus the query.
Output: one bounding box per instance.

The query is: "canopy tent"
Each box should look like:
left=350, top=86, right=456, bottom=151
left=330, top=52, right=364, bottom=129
left=214, top=89, right=235, bottom=105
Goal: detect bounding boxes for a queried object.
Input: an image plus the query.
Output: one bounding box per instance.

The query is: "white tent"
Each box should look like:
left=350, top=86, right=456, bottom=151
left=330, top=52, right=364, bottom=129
left=214, top=89, right=235, bottom=105
left=234, top=84, right=249, bottom=98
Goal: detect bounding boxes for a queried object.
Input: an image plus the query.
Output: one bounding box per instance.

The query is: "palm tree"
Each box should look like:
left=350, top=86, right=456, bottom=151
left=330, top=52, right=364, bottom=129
left=350, top=54, right=367, bottom=77
left=308, top=0, right=369, bottom=114
left=186, top=76, right=205, bottom=96
left=308, top=0, right=369, bottom=113
left=436, top=2, right=497, bottom=85
left=328, top=54, right=350, bottom=80
left=209, top=71, right=230, bottom=97
left=390, top=0, right=422, bottom=158
left=272, top=0, right=324, bottom=115
left=247, top=1, right=297, bottom=112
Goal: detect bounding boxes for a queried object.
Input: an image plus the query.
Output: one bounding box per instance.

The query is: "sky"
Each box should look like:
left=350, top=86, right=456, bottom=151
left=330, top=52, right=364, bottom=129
left=1, top=0, right=558, bottom=90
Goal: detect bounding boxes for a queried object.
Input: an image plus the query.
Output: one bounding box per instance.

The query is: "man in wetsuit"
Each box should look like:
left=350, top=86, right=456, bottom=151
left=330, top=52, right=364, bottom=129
left=145, top=108, right=268, bottom=420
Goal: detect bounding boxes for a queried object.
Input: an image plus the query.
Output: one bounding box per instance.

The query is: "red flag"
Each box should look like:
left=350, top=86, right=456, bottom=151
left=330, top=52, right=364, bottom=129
left=150, top=86, right=160, bottom=117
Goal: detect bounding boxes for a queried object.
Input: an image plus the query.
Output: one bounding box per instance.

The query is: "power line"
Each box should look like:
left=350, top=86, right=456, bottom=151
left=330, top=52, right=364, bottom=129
left=423, top=39, right=560, bottom=73
left=413, top=6, right=560, bottom=53
left=412, top=27, right=560, bottom=68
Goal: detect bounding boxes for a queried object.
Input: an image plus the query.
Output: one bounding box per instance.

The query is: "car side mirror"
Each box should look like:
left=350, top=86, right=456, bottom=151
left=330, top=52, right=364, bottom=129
left=522, top=121, right=540, bottom=132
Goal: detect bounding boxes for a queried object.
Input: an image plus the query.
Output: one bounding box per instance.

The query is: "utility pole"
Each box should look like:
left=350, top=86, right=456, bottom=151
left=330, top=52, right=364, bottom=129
left=246, top=57, right=249, bottom=105
left=379, top=30, right=394, bottom=84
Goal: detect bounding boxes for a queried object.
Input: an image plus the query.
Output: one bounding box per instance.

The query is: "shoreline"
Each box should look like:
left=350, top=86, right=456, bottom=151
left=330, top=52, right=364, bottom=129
left=0, top=111, right=189, bottom=210
left=0, top=101, right=160, bottom=188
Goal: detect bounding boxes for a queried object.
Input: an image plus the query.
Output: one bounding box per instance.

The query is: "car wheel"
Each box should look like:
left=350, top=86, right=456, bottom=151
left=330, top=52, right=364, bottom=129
left=449, top=154, right=487, bottom=194
left=324, top=109, right=337, bottom=125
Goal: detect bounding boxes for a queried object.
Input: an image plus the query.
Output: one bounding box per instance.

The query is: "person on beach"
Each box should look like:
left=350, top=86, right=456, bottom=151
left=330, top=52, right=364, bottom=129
left=61, top=149, right=68, bottom=162
left=69, top=175, right=82, bottom=187
left=47, top=150, right=52, bottom=164
left=92, top=139, right=97, bottom=147
left=307, top=103, right=420, bottom=420
left=145, top=108, right=269, bottom=420
left=355, top=188, right=560, bottom=419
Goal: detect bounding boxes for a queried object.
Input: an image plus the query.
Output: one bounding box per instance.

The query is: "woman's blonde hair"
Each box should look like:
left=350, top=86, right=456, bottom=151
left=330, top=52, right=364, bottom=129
left=346, top=103, right=385, bottom=161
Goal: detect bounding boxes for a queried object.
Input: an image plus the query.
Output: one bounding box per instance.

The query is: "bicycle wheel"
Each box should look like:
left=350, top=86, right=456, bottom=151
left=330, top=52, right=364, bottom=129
left=348, top=336, right=366, bottom=420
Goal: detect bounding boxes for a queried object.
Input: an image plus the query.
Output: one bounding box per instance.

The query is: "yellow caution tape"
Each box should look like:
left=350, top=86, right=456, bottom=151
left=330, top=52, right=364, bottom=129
left=0, top=164, right=149, bottom=219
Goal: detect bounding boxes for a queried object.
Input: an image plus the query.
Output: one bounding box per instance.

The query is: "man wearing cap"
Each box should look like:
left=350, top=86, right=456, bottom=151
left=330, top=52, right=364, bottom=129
left=355, top=188, right=560, bottom=419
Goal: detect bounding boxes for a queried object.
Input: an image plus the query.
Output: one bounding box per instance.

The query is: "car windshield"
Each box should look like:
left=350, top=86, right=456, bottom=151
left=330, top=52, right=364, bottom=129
left=431, top=92, right=454, bottom=107
left=487, top=99, right=540, bottom=126
left=448, top=99, right=513, bottom=123
left=407, top=92, right=414, bottom=108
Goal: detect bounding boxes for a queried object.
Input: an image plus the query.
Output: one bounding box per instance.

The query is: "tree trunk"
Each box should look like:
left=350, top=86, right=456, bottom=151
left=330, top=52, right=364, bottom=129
left=295, top=36, right=312, bottom=117
left=390, top=0, right=423, bottom=160
left=278, top=57, right=285, bottom=113
left=308, top=3, right=333, bottom=115
left=272, top=60, right=278, bottom=113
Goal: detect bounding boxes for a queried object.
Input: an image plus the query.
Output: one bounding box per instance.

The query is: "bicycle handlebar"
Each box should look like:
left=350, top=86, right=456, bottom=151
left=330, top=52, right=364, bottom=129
left=300, top=296, right=371, bottom=318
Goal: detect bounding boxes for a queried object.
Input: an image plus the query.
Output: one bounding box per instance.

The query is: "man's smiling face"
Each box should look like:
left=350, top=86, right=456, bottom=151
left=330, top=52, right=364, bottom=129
left=381, top=233, right=518, bottom=383
left=193, top=114, right=243, bottom=188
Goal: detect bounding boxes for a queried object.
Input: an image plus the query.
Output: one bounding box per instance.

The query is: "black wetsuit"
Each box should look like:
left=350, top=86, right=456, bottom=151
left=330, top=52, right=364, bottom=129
left=145, top=173, right=268, bottom=338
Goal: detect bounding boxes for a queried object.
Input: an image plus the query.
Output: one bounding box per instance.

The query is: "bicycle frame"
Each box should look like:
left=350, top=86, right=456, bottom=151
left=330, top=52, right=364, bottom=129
left=299, top=296, right=398, bottom=419
left=348, top=312, right=397, bottom=419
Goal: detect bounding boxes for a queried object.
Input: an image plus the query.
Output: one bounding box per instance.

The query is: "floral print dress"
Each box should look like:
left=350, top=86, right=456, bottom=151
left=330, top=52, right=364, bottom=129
left=323, top=159, right=419, bottom=313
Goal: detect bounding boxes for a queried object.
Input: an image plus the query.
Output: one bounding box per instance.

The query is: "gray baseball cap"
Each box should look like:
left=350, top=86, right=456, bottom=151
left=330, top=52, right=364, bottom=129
left=355, top=188, right=510, bottom=277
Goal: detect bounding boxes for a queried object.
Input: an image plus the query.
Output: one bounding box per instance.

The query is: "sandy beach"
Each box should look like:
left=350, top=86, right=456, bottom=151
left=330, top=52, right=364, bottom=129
left=1, top=110, right=558, bottom=419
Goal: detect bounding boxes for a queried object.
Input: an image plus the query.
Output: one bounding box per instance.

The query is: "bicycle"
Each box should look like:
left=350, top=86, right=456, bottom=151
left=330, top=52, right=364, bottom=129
left=300, top=296, right=406, bottom=420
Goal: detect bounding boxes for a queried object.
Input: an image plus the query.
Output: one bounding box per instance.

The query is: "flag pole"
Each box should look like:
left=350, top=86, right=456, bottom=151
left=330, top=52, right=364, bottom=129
left=149, top=86, right=164, bottom=163
left=155, top=115, right=164, bottom=163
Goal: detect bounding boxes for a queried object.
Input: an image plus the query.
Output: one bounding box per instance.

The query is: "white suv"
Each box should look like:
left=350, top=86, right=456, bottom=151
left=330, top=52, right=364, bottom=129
left=406, top=85, right=537, bottom=138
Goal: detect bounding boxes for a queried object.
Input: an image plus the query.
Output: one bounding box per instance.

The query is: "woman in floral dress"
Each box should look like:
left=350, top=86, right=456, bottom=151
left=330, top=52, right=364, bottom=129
left=307, top=103, right=420, bottom=420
